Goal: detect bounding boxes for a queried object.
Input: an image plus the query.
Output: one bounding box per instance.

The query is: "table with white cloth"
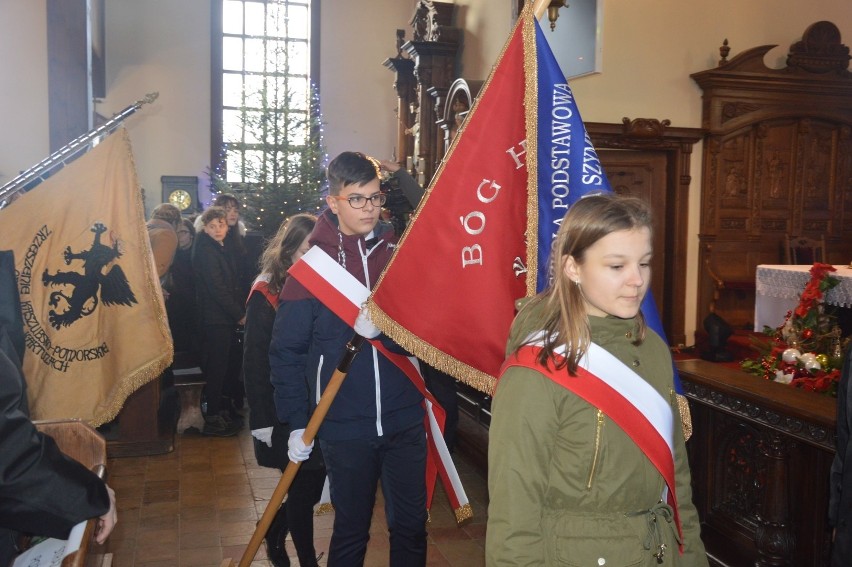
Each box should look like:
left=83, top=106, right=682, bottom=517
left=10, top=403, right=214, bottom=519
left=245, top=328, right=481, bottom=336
left=754, top=264, right=852, bottom=331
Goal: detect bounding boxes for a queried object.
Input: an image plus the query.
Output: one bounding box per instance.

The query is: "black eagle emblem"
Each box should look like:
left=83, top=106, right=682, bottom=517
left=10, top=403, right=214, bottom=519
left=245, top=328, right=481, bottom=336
left=41, top=222, right=137, bottom=329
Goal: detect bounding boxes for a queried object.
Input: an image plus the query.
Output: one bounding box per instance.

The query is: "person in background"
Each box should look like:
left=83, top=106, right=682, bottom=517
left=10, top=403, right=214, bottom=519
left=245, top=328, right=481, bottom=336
left=486, top=193, right=708, bottom=566
left=244, top=213, right=324, bottom=567
left=830, top=346, right=852, bottom=566
left=164, top=218, right=198, bottom=356
left=146, top=203, right=182, bottom=282
left=269, top=152, right=428, bottom=566
left=212, top=193, right=249, bottom=421
left=191, top=206, right=244, bottom=437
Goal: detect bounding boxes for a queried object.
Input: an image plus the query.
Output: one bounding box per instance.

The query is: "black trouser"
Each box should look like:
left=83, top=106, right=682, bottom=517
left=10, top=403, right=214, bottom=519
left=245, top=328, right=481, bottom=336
left=320, top=424, right=427, bottom=567
left=200, top=324, right=234, bottom=415
left=222, top=326, right=244, bottom=411
left=285, top=466, right=326, bottom=566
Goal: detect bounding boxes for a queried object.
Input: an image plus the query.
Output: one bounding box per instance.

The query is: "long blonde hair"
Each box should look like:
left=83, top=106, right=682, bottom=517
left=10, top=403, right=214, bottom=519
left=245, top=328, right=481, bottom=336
left=518, top=193, right=653, bottom=373
left=258, top=213, right=317, bottom=295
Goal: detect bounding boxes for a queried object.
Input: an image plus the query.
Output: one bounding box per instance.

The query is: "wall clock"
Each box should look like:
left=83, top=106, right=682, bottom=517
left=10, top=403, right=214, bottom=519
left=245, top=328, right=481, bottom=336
left=168, top=189, right=192, bottom=210
left=161, top=175, right=199, bottom=214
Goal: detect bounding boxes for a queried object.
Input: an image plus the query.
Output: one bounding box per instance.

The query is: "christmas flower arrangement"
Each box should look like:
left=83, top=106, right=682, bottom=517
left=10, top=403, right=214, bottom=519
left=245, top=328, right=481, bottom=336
left=741, top=263, right=846, bottom=396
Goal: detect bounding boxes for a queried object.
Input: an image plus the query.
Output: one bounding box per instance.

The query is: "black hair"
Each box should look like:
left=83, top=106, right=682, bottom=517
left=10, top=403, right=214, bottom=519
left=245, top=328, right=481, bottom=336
left=326, top=152, right=380, bottom=195
left=213, top=193, right=240, bottom=208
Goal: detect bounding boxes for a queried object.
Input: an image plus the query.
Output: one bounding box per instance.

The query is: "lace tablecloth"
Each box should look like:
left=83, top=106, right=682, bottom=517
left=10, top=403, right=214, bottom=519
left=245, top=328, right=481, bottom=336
left=754, top=264, right=852, bottom=330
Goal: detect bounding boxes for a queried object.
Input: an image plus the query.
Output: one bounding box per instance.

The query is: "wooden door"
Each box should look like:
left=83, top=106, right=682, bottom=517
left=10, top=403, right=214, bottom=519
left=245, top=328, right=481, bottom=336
left=598, top=150, right=671, bottom=336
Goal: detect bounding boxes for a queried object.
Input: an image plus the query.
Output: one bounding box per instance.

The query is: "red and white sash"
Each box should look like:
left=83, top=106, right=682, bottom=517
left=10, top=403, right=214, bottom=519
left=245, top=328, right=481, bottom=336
left=289, top=247, right=472, bottom=524
left=501, top=335, right=683, bottom=547
left=248, top=274, right=279, bottom=308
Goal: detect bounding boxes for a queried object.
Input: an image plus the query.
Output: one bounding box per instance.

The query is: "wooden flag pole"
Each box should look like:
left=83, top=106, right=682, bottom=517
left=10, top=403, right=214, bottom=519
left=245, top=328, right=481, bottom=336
left=220, top=334, right=365, bottom=567
left=532, top=0, right=551, bottom=19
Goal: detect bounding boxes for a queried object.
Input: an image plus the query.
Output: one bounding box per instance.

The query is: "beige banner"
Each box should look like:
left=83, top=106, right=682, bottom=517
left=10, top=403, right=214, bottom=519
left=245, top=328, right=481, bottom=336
left=0, top=129, right=172, bottom=425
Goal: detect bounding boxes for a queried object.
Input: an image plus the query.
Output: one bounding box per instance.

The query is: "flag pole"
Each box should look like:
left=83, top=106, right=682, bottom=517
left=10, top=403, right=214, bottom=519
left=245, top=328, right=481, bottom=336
left=220, top=333, right=366, bottom=567
left=532, top=0, right=550, bottom=19
left=0, top=92, right=159, bottom=208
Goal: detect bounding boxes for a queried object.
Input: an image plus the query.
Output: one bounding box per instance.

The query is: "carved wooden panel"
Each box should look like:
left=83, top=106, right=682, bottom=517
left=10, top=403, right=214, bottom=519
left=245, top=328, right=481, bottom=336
left=692, top=21, right=852, bottom=329
left=679, top=359, right=835, bottom=566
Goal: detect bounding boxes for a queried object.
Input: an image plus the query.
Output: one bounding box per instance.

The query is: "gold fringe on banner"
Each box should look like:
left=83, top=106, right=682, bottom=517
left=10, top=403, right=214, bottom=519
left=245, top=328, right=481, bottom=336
left=368, top=303, right=497, bottom=395
left=521, top=2, right=540, bottom=297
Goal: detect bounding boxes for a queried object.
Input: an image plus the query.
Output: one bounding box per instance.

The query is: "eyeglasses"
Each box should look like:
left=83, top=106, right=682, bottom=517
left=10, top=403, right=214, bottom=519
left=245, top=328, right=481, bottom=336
left=331, top=193, right=387, bottom=209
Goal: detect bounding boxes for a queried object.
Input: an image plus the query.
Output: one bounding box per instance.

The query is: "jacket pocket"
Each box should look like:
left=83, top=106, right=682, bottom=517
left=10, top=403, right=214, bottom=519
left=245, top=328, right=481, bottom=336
left=545, top=514, right=644, bottom=567
left=555, top=534, right=643, bottom=566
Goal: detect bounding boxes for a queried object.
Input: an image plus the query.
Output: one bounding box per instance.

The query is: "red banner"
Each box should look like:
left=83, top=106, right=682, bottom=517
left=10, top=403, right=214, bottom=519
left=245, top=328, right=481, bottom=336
left=368, top=21, right=532, bottom=394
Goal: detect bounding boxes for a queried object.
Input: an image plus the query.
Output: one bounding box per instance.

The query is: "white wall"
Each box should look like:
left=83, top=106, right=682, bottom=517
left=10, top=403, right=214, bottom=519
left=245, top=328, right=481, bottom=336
left=319, top=1, right=414, bottom=162
left=0, top=1, right=48, bottom=186
left=99, top=0, right=211, bottom=211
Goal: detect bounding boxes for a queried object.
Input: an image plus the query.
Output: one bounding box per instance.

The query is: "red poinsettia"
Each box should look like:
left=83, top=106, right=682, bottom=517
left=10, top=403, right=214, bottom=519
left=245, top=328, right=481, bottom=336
left=794, top=263, right=836, bottom=317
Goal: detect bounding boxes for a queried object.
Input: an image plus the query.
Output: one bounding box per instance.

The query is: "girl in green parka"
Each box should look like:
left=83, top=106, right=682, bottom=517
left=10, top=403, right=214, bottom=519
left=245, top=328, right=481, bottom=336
left=486, top=193, right=708, bottom=566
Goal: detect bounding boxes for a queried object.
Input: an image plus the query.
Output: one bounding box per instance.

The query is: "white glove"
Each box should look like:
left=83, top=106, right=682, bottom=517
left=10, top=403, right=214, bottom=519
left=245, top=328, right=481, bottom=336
left=354, top=307, right=381, bottom=339
left=287, top=428, right=314, bottom=463
left=251, top=427, right=273, bottom=448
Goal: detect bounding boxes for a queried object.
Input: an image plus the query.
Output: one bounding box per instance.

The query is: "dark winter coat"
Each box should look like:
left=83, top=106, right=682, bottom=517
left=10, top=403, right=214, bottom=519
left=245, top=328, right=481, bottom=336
left=268, top=208, right=424, bottom=442
left=191, top=231, right=245, bottom=326
left=243, top=280, right=322, bottom=470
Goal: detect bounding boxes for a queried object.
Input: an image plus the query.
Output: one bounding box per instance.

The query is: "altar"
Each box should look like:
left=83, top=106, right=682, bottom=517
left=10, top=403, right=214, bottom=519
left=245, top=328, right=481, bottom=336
left=754, top=264, right=852, bottom=331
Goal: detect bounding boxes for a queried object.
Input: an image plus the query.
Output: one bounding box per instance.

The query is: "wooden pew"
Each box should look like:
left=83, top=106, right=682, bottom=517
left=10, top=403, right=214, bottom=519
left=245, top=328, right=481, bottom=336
left=30, top=419, right=114, bottom=567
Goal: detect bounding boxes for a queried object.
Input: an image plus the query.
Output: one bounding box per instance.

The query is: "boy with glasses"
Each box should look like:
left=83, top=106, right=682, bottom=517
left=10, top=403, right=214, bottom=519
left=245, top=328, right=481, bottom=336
left=269, top=151, right=427, bottom=566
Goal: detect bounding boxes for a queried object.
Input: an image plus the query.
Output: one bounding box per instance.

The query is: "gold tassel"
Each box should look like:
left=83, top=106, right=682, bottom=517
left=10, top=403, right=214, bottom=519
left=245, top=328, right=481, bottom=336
left=676, top=393, right=693, bottom=441
left=455, top=503, right=474, bottom=526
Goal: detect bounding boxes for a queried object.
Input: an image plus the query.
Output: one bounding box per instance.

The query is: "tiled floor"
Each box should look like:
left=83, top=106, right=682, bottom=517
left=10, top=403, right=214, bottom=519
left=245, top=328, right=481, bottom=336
left=101, top=423, right=489, bottom=566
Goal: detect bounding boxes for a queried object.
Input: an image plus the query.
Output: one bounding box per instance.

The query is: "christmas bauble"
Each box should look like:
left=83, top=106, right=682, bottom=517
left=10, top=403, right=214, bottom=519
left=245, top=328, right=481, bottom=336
left=815, top=353, right=830, bottom=369
left=801, top=353, right=821, bottom=371
left=802, top=329, right=814, bottom=339
left=782, top=348, right=802, bottom=364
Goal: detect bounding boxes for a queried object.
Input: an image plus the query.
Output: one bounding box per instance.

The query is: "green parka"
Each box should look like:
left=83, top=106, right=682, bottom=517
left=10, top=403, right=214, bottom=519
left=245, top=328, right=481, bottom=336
left=486, top=304, right=708, bottom=566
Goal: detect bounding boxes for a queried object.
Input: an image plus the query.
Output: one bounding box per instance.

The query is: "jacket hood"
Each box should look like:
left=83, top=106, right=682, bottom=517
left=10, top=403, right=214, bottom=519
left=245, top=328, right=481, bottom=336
left=279, top=208, right=397, bottom=302
left=310, top=208, right=396, bottom=279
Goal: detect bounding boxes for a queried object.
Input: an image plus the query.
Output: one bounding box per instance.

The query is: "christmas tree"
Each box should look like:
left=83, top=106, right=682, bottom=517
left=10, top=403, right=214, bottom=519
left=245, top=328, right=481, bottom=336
left=237, top=82, right=327, bottom=239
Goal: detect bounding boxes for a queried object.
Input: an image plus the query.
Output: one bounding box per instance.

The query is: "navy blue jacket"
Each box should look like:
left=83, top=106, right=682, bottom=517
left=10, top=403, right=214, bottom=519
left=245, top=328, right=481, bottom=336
left=269, top=208, right=424, bottom=441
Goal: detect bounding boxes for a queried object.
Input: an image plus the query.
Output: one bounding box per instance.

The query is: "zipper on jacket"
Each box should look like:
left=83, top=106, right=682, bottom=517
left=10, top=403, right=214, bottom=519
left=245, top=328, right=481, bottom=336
left=586, top=409, right=604, bottom=489
left=373, top=346, right=383, bottom=436
left=315, top=355, right=324, bottom=404
left=358, top=237, right=384, bottom=437
left=358, top=238, right=372, bottom=287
